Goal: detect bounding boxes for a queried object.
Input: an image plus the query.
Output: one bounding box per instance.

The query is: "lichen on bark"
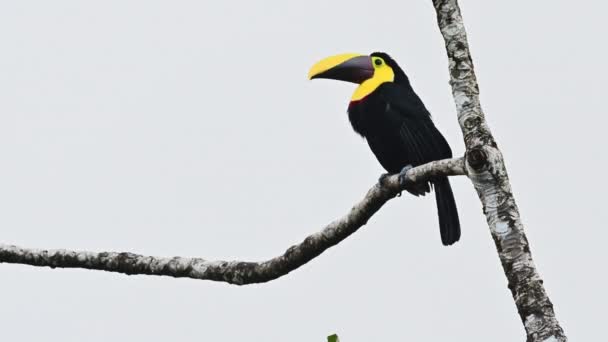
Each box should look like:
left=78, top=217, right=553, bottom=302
left=0, top=158, right=465, bottom=285
left=0, top=1, right=568, bottom=340
left=432, top=1, right=566, bottom=341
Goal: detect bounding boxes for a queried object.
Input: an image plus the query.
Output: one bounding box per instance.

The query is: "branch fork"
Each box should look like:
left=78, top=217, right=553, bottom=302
left=1, top=1, right=568, bottom=340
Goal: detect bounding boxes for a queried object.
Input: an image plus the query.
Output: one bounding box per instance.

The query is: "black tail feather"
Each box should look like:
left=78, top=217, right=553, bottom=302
left=433, top=177, right=461, bottom=246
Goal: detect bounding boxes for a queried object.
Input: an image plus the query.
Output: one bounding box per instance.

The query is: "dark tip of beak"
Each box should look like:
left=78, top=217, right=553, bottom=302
left=315, top=56, right=374, bottom=84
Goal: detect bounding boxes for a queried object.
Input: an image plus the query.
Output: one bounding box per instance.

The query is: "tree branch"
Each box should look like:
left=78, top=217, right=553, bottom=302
left=0, top=157, right=465, bottom=285
left=432, top=1, right=567, bottom=341
left=1, top=2, right=568, bottom=340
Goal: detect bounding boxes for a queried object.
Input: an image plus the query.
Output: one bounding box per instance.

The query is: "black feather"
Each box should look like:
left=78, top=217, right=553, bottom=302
left=434, top=177, right=461, bottom=245
left=347, top=53, right=461, bottom=245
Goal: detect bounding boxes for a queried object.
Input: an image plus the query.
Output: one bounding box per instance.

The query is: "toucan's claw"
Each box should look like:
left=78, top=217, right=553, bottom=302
left=379, top=173, right=402, bottom=196
left=398, top=165, right=429, bottom=197
left=378, top=173, right=391, bottom=187
left=398, top=165, right=414, bottom=188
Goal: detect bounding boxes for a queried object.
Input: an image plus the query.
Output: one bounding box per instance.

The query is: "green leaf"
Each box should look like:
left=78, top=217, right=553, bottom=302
left=327, top=334, right=340, bottom=342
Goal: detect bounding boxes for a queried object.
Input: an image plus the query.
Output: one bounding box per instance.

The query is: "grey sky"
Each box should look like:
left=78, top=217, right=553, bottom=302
left=0, top=1, right=605, bottom=341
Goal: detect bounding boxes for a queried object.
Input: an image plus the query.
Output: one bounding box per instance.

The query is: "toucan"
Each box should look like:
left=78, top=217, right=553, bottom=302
left=308, top=52, right=460, bottom=245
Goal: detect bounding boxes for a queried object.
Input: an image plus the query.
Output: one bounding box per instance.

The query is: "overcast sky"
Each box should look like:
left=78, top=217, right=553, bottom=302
left=0, top=1, right=606, bottom=341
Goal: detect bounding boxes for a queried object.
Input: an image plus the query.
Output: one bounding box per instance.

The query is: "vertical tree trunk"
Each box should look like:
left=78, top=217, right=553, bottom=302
left=431, top=1, right=567, bottom=341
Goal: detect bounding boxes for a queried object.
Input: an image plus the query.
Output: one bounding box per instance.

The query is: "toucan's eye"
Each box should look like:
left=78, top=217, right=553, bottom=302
left=374, top=59, right=383, bottom=66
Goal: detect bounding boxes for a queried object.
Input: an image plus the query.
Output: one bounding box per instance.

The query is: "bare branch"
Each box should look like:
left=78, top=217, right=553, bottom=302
left=0, top=157, right=465, bottom=285
left=432, top=1, right=567, bottom=341
left=1, top=2, right=568, bottom=340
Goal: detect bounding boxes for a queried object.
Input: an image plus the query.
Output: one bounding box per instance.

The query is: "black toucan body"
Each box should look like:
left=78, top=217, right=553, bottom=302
left=308, top=52, right=460, bottom=245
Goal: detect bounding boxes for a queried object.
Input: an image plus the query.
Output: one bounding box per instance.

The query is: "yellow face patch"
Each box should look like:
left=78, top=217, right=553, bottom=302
left=351, top=56, right=394, bottom=101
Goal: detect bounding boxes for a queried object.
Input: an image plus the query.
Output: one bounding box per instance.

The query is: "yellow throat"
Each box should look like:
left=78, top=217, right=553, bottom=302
left=352, top=56, right=394, bottom=101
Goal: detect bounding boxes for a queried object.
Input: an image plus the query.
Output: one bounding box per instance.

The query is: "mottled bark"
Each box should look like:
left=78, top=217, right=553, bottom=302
left=432, top=1, right=566, bottom=341
left=0, top=158, right=465, bottom=285
left=0, top=2, right=566, bottom=340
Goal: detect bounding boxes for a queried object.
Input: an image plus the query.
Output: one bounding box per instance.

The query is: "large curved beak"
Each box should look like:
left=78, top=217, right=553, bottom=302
left=308, top=53, right=374, bottom=84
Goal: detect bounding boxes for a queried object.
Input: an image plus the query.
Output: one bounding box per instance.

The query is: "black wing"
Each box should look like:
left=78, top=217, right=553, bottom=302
left=378, top=83, right=461, bottom=245
left=378, top=83, right=452, bottom=166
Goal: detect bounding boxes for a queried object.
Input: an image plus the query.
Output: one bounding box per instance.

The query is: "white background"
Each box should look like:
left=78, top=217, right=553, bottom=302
left=1, top=1, right=605, bottom=341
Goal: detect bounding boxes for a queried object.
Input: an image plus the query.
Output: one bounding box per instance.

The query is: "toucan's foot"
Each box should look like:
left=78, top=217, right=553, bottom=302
left=379, top=173, right=403, bottom=196
left=378, top=173, right=391, bottom=186
left=398, top=165, right=414, bottom=188
left=398, top=165, right=429, bottom=197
